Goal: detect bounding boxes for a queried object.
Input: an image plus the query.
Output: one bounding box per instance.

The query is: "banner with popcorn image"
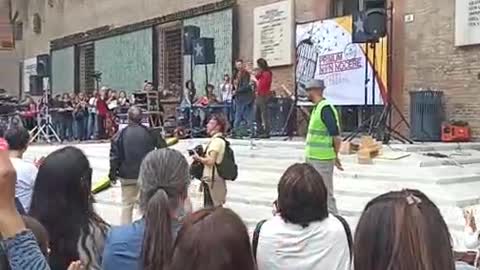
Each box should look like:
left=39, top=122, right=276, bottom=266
left=296, top=16, right=387, bottom=106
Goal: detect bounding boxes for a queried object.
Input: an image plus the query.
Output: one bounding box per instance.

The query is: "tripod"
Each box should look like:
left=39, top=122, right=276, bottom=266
left=345, top=3, right=412, bottom=144
left=30, top=91, right=61, bottom=143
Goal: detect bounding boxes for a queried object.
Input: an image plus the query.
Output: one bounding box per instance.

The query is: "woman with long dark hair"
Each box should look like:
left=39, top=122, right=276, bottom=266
left=29, top=146, right=109, bottom=270
left=354, top=189, right=455, bottom=270
left=252, top=58, right=273, bottom=138
left=169, top=207, right=256, bottom=270
left=102, top=148, right=191, bottom=270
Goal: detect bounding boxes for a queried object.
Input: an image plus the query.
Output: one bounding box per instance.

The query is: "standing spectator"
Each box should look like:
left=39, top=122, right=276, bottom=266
left=61, top=93, right=74, bottom=141
left=233, top=59, right=254, bottom=136
left=255, top=163, right=351, bottom=270
left=169, top=207, right=256, bottom=270
left=118, top=91, right=131, bottom=115
left=87, top=90, right=99, bottom=140
left=96, top=87, right=109, bottom=139
left=354, top=189, right=455, bottom=270
left=4, top=127, right=38, bottom=213
left=118, top=91, right=130, bottom=107
left=192, top=114, right=228, bottom=207
left=102, top=149, right=191, bottom=270
left=107, top=90, right=119, bottom=111
left=29, top=146, right=109, bottom=270
left=220, top=74, right=234, bottom=123
left=73, top=92, right=88, bottom=141
left=20, top=96, right=38, bottom=131
left=304, top=79, right=343, bottom=214
left=106, top=90, right=119, bottom=138
left=252, top=58, right=273, bottom=138
left=109, top=106, right=159, bottom=225
left=51, top=95, right=64, bottom=139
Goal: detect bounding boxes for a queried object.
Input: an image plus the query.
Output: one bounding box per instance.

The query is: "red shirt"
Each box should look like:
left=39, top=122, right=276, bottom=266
left=255, top=70, right=273, bottom=96
left=96, top=98, right=108, bottom=117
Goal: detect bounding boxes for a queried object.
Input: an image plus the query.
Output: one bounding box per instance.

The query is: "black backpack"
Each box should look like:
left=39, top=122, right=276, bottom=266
left=216, top=137, right=238, bottom=181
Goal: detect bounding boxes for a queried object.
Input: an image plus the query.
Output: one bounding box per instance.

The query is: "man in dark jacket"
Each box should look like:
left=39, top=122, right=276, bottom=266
left=233, top=59, right=255, bottom=136
left=109, top=106, right=160, bottom=224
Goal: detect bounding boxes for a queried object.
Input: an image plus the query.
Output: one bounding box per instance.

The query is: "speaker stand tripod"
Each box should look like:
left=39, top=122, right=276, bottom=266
left=30, top=107, right=61, bottom=144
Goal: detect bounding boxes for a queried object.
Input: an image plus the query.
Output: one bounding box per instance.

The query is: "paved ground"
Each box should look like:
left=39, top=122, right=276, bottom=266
left=24, top=139, right=480, bottom=249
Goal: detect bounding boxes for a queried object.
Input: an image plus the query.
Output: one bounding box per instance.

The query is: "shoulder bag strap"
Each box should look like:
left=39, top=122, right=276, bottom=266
left=252, top=219, right=267, bottom=261
left=334, top=214, right=353, bottom=262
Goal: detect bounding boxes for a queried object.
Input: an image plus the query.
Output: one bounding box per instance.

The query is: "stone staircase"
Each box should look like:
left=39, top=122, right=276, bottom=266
left=24, top=140, right=480, bottom=249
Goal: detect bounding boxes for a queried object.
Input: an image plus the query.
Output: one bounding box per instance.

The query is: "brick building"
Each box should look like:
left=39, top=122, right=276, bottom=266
left=2, top=0, right=480, bottom=138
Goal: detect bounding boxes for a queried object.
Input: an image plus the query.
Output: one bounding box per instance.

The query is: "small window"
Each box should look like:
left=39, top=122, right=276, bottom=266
left=14, top=22, right=23, bottom=40
left=33, top=13, right=42, bottom=34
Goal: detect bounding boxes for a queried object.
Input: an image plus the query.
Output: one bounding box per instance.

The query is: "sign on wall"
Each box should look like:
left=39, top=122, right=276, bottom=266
left=296, top=16, right=387, bottom=106
left=23, top=58, right=37, bottom=93
left=455, top=0, right=480, bottom=46
left=253, top=0, right=294, bottom=67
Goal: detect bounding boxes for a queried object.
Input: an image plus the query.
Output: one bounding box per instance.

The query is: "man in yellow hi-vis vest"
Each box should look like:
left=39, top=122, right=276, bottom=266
left=305, top=79, right=343, bottom=214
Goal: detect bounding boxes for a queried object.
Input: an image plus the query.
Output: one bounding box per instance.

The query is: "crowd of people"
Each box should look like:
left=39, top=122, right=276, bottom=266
left=19, top=87, right=132, bottom=142
left=180, top=58, right=274, bottom=138
left=0, top=138, right=477, bottom=270
left=0, top=109, right=479, bottom=269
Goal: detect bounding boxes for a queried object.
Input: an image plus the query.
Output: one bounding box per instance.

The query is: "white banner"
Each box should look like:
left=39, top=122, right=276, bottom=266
left=253, top=0, right=294, bottom=67
left=296, top=17, right=386, bottom=106
left=455, top=0, right=480, bottom=46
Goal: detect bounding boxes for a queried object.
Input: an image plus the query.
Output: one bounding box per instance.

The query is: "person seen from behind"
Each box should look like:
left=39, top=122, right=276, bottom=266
left=169, top=207, right=256, bottom=270
left=4, top=127, right=38, bottom=213
left=0, top=138, right=50, bottom=270
left=252, top=58, right=273, bottom=138
left=354, top=189, right=455, bottom=270
left=304, top=79, right=343, bottom=214
left=255, top=163, right=351, bottom=270
left=192, top=114, right=228, bottom=207
left=29, top=146, right=109, bottom=270
left=102, top=149, right=192, bottom=270
left=109, top=106, right=160, bottom=225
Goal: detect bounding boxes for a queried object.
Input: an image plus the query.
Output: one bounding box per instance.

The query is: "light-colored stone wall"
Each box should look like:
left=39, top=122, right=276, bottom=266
left=0, top=51, right=20, bottom=96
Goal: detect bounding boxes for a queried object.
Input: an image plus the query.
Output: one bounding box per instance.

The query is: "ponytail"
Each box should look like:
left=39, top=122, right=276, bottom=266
left=141, top=189, right=173, bottom=270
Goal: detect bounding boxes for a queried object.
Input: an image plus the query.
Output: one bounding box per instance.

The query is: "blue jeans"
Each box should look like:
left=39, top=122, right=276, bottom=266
left=234, top=101, right=254, bottom=130
left=87, top=113, right=97, bottom=140
left=62, top=117, right=73, bottom=141
left=224, top=101, right=234, bottom=124
left=74, top=117, right=86, bottom=140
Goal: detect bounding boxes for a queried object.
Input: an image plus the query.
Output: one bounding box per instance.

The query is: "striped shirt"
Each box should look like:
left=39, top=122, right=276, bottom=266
left=3, top=230, right=50, bottom=270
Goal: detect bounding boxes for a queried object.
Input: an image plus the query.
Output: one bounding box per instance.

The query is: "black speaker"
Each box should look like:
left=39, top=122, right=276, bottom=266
left=193, top=38, right=215, bottom=65
left=29, top=75, right=44, bottom=96
left=364, top=0, right=385, bottom=9
left=183, top=25, right=200, bottom=55
left=36, top=54, right=50, bottom=77
left=352, top=9, right=386, bottom=43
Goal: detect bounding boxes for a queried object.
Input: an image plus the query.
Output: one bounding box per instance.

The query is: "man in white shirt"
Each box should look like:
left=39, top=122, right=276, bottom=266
left=5, top=127, right=38, bottom=213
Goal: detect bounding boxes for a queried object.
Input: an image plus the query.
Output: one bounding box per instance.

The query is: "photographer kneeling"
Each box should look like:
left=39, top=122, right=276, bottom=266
left=192, top=114, right=228, bottom=207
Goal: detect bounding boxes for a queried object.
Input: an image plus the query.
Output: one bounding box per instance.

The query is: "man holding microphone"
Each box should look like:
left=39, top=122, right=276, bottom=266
left=304, top=79, right=343, bottom=214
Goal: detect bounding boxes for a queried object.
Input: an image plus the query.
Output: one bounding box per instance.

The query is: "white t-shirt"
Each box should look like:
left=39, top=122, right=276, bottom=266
left=257, top=215, right=351, bottom=270
left=10, top=157, right=38, bottom=213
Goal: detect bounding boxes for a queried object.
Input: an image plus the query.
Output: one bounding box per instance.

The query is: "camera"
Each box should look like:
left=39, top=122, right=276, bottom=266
left=188, top=145, right=204, bottom=157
